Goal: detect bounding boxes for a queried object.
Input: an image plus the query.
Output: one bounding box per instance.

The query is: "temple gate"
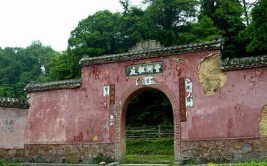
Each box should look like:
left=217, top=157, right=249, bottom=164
left=0, top=39, right=267, bottom=164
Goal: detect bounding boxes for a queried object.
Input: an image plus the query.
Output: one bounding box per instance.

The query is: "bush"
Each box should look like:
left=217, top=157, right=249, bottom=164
left=0, top=160, right=16, bottom=166
left=0, top=160, right=6, bottom=166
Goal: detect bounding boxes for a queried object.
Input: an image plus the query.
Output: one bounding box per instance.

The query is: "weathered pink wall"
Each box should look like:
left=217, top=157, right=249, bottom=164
left=181, top=67, right=267, bottom=140
left=25, top=50, right=218, bottom=144
left=0, top=107, right=27, bottom=149
left=25, top=49, right=267, bottom=145
left=25, top=88, right=110, bottom=144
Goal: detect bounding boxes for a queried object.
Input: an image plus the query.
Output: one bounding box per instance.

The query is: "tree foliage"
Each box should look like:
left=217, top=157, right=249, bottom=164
left=0, top=0, right=266, bottom=127
left=246, top=0, right=267, bottom=53
left=199, top=0, right=247, bottom=57
left=144, top=0, right=199, bottom=30
left=0, top=42, right=56, bottom=98
left=178, top=15, right=221, bottom=44
left=68, top=10, right=124, bottom=58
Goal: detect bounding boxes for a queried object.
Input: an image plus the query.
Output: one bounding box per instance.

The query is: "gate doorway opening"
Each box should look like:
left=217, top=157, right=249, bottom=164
left=124, top=88, right=174, bottom=164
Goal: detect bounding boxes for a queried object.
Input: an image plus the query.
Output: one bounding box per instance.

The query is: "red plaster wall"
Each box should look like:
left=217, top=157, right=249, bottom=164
left=0, top=107, right=27, bottom=149
left=79, top=50, right=218, bottom=144
left=182, top=67, right=267, bottom=140
left=25, top=88, right=110, bottom=144
left=25, top=50, right=267, bottom=144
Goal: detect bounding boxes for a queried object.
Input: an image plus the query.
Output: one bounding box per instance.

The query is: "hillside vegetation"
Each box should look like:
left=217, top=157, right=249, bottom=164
left=0, top=0, right=266, bottom=101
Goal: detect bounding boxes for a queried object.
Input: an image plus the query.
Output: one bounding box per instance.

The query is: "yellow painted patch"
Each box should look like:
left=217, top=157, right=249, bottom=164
left=93, top=135, right=98, bottom=141
left=259, top=105, right=267, bottom=136
left=198, top=54, right=227, bottom=96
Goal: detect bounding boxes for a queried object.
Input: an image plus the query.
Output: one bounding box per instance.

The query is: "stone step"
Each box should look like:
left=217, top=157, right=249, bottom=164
left=117, top=164, right=170, bottom=166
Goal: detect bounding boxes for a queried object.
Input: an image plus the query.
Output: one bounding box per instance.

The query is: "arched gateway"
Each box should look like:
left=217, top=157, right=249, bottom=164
left=1, top=39, right=267, bottom=164
left=114, top=84, right=180, bottom=162
left=74, top=39, right=223, bottom=162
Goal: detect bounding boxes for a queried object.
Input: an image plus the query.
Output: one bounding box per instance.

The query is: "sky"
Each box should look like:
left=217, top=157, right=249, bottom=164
left=0, top=0, right=142, bottom=52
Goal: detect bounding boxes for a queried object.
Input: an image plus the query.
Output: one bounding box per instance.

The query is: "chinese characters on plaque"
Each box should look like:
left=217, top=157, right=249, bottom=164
left=103, top=86, right=110, bottom=96
left=185, top=78, right=193, bottom=108
left=103, top=85, right=115, bottom=105
left=126, top=62, right=163, bottom=77
left=142, top=76, right=156, bottom=85
left=179, top=77, right=194, bottom=122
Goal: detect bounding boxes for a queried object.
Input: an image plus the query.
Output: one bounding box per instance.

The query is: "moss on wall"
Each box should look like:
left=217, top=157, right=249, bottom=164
left=198, top=54, right=227, bottom=96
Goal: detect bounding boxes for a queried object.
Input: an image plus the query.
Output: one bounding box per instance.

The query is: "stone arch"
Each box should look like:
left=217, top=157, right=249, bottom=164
left=114, top=83, right=181, bottom=162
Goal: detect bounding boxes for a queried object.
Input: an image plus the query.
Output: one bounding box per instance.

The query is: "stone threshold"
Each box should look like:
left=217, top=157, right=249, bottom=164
left=15, top=162, right=119, bottom=166
left=16, top=163, right=171, bottom=166
left=117, top=164, right=170, bottom=166
left=15, top=164, right=98, bottom=166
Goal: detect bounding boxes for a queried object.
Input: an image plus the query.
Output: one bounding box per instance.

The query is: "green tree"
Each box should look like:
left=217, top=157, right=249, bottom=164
left=0, top=42, right=57, bottom=98
left=144, top=0, right=199, bottom=30
left=178, top=15, right=221, bottom=44
left=143, top=0, right=199, bottom=46
left=67, top=8, right=162, bottom=77
left=23, top=40, right=55, bottom=73
left=246, top=0, right=267, bottom=54
left=200, top=0, right=247, bottom=58
left=240, top=0, right=259, bottom=26
left=68, top=10, right=140, bottom=77
left=44, top=51, right=74, bottom=81
left=68, top=10, right=124, bottom=59
left=119, top=6, right=164, bottom=50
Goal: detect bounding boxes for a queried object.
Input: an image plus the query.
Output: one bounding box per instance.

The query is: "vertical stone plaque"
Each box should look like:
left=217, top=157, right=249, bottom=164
left=185, top=78, right=192, bottom=93
left=110, top=84, right=115, bottom=105
left=179, top=78, right=186, bottom=122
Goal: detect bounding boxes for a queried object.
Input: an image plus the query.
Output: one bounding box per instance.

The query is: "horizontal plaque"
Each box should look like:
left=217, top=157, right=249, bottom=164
left=126, top=62, right=163, bottom=77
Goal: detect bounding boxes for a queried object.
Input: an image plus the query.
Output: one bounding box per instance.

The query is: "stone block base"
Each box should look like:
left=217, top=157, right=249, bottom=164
left=0, top=143, right=115, bottom=164
left=181, top=137, right=267, bottom=164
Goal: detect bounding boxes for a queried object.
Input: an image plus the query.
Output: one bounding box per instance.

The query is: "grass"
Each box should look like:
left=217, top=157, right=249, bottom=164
left=126, top=138, right=174, bottom=164
left=206, top=161, right=267, bottom=166
left=125, top=138, right=267, bottom=165
left=126, top=138, right=174, bottom=155
left=0, top=160, right=16, bottom=166
left=126, top=154, right=174, bottom=164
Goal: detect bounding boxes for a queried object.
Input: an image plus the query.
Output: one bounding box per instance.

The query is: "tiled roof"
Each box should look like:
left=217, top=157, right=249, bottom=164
left=221, top=55, right=267, bottom=71
left=24, top=79, right=81, bottom=93
left=79, top=39, right=222, bottom=66
left=0, top=97, right=29, bottom=109
left=22, top=40, right=267, bottom=94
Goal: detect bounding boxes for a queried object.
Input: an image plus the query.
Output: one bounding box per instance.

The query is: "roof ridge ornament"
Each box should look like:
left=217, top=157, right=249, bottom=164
left=128, top=39, right=163, bottom=52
